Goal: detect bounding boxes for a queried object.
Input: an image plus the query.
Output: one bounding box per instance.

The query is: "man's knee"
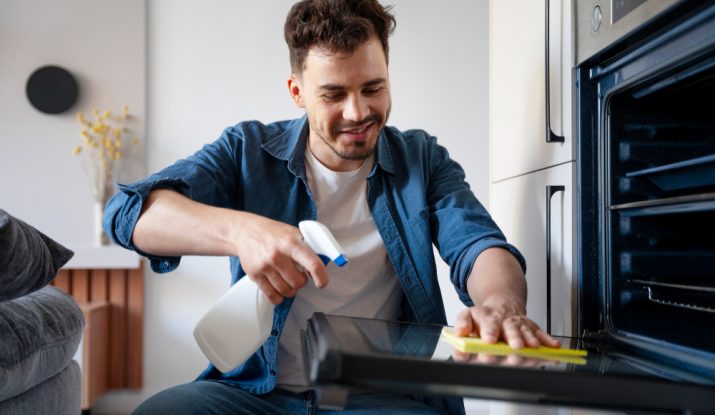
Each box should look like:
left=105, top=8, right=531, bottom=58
left=132, top=381, right=235, bottom=415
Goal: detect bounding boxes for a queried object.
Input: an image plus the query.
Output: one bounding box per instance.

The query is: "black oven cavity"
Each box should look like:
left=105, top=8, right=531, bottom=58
left=609, top=64, right=715, bottom=355
left=577, top=2, right=715, bottom=382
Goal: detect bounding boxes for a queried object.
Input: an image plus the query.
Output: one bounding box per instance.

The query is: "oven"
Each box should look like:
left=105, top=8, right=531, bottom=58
left=304, top=2, right=715, bottom=414
left=576, top=0, right=715, bottom=390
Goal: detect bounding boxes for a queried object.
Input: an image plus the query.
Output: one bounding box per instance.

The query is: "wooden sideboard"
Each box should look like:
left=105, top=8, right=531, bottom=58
left=78, top=301, right=109, bottom=410
left=52, top=264, right=144, bottom=410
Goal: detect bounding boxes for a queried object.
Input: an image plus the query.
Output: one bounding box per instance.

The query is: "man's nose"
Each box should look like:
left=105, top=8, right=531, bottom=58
left=342, top=94, right=369, bottom=122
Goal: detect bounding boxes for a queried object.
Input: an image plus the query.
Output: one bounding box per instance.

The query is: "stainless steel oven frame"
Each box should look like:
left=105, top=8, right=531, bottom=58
left=575, top=0, right=685, bottom=65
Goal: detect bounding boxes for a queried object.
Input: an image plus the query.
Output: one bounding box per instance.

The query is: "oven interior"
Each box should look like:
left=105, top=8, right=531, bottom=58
left=605, top=55, right=715, bottom=362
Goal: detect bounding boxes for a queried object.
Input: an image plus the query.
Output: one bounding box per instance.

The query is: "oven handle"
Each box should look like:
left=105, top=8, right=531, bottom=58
left=545, top=185, right=565, bottom=335
left=545, top=0, right=565, bottom=143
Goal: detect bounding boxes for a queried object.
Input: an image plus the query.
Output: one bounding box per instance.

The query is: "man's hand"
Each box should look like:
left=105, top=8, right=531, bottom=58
left=462, top=247, right=560, bottom=349
left=232, top=215, right=329, bottom=304
left=454, top=295, right=560, bottom=349
left=133, top=189, right=329, bottom=305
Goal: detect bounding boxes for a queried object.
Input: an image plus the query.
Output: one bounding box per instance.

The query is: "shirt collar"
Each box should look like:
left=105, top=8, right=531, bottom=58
left=261, top=115, right=396, bottom=177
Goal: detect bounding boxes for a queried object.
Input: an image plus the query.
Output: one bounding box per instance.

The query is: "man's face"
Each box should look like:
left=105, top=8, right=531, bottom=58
left=288, top=36, right=391, bottom=171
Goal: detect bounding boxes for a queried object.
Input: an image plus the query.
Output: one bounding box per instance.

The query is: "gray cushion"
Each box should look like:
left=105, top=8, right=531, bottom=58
left=0, top=286, right=84, bottom=402
left=0, top=360, right=81, bottom=415
left=0, top=209, right=74, bottom=301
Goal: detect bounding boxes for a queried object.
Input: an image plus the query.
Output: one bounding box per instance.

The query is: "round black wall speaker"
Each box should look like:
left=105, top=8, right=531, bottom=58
left=26, top=65, right=79, bottom=114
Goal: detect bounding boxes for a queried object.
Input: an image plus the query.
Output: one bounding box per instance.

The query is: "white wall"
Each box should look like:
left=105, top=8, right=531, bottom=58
left=1, top=0, right=490, bottom=412
left=0, top=0, right=146, bottom=246
left=95, top=1, right=490, bottom=413
left=388, top=0, right=490, bottom=326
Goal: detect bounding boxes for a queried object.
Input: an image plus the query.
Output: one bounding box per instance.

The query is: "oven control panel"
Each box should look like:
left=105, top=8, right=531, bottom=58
left=575, top=0, right=682, bottom=65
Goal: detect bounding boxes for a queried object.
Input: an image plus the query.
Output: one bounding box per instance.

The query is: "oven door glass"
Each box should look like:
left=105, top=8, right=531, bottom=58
left=304, top=314, right=715, bottom=414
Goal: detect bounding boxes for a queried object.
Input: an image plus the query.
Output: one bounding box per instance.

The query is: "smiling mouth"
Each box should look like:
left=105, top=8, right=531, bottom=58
left=342, top=123, right=371, bottom=134
left=339, top=122, right=374, bottom=140
left=334, top=114, right=382, bottom=138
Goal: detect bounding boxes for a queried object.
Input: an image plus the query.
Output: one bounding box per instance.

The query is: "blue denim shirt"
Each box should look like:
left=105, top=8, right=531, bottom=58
left=104, top=116, right=525, bottom=407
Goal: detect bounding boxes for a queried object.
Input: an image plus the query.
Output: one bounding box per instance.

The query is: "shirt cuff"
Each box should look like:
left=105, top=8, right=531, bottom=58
left=103, top=177, right=190, bottom=273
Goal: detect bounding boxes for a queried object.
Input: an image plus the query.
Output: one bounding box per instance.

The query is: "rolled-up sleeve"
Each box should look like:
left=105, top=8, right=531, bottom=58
left=103, top=178, right=189, bottom=273
left=425, top=137, right=526, bottom=306
left=102, top=127, right=242, bottom=273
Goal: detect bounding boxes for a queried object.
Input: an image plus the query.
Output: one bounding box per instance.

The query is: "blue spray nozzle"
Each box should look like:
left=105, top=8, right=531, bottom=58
left=299, top=221, right=348, bottom=267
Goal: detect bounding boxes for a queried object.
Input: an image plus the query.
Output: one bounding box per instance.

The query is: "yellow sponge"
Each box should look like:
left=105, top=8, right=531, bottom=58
left=440, top=327, right=587, bottom=365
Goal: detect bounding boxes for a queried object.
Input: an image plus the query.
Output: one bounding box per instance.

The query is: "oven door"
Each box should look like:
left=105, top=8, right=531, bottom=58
left=304, top=313, right=715, bottom=414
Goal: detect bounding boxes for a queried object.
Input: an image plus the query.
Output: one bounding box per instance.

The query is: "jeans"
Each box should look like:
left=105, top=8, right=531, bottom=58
left=132, top=381, right=444, bottom=415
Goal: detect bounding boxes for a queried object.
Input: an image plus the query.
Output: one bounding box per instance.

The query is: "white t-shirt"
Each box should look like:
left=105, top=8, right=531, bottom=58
left=276, top=149, right=403, bottom=390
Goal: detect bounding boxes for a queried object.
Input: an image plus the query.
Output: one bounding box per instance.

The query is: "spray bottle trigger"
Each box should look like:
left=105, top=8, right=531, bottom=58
left=317, top=254, right=331, bottom=265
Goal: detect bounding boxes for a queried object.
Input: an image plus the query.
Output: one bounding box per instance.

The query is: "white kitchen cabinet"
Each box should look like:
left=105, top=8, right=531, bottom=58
left=487, top=1, right=578, bottom=413
left=489, top=0, right=576, bottom=335
left=489, top=0, right=574, bottom=182
left=490, top=162, right=574, bottom=336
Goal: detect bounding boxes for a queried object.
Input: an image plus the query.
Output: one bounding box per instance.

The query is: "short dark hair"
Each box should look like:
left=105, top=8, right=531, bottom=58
left=284, top=0, right=396, bottom=75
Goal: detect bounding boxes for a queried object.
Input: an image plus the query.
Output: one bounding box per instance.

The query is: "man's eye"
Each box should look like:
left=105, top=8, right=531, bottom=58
left=323, top=93, right=344, bottom=101
left=364, top=88, right=383, bottom=95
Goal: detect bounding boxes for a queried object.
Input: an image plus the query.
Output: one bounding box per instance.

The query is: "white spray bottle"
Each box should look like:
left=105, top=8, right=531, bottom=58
left=193, top=220, right=348, bottom=373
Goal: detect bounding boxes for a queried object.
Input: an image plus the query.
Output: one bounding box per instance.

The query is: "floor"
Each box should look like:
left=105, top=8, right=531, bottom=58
left=91, top=401, right=624, bottom=415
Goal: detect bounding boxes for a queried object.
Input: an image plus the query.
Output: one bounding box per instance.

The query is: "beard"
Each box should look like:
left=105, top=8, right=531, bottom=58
left=311, top=106, right=391, bottom=162
left=321, top=138, right=375, bottom=161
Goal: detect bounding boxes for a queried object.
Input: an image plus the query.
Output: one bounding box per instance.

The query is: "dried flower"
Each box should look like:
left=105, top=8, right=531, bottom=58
left=73, top=105, right=140, bottom=206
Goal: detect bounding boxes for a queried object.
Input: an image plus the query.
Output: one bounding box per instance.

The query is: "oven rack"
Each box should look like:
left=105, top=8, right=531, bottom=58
left=626, top=153, right=715, bottom=191
left=618, top=142, right=715, bottom=166
left=626, top=279, right=715, bottom=314
left=632, top=280, right=715, bottom=314
left=609, top=191, right=715, bottom=215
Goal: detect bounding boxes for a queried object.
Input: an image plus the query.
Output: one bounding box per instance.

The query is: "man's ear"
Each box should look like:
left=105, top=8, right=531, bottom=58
left=287, top=74, right=305, bottom=108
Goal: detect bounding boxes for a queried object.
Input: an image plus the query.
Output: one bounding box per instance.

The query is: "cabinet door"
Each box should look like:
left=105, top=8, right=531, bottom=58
left=489, top=162, right=574, bottom=337
left=489, top=0, right=573, bottom=181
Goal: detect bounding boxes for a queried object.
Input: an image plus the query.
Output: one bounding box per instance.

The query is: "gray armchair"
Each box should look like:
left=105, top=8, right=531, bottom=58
left=0, top=209, right=84, bottom=414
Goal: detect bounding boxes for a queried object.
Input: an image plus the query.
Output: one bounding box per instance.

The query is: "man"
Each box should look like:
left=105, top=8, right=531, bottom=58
left=105, top=0, right=559, bottom=413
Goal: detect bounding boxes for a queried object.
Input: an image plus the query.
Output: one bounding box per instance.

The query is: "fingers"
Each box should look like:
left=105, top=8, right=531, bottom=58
left=501, top=315, right=544, bottom=349
left=451, top=349, right=471, bottom=362
left=265, top=271, right=294, bottom=297
left=249, top=274, right=283, bottom=305
left=502, top=316, right=560, bottom=349
left=272, top=255, right=309, bottom=293
left=520, top=325, right=541, bottom=348
left=238, top=220, right=329, bottom=303
left=535, top=328, right=561, bottom=348
left=472, top=307, right=501, bottom=344
left=458, top=306, right=560, bottom=349
left=251, top=257, right=313, bottom=304
left=454, top=308, right=476, bottom=336
left=501, top=316, right=526, bottom=349
left=290, top=243, right=329, bottom=289
left=498, top=315, right=560, bottom=349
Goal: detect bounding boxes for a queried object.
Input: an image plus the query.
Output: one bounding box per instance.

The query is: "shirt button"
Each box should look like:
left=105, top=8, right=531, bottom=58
left=271, top=329, right=278, bottom=336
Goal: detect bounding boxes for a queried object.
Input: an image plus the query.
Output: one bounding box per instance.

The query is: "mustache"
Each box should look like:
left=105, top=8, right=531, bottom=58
left=332, top=114, right=382, bottom=134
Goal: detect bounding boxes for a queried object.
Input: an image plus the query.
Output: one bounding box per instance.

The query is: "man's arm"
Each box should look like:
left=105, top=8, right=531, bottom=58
left=133, top=189, right=328, bottom=304
left=454, top=247, right=560, bottom=349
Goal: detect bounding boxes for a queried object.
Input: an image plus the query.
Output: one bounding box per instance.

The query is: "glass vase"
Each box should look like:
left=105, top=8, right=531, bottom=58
left=94, top=199, right=110, bottom=246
